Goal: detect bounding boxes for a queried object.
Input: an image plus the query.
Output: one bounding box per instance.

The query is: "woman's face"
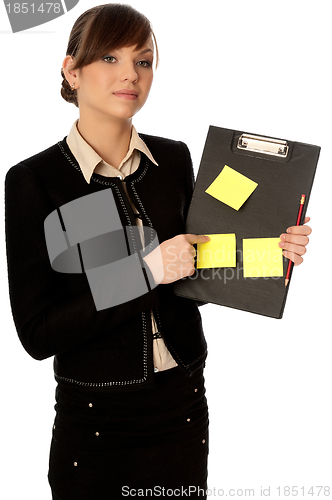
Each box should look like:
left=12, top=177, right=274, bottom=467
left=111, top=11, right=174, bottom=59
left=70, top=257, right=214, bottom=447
left=72, top=38, right=154, bottom=123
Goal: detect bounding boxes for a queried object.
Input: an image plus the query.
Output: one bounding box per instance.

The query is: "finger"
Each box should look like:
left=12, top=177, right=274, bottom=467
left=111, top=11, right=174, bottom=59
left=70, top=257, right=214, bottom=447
left=304, top=216, right=310, bottom=224
left=282, top=250, right=304, bottom=266
left=279, top=234, right=309, bottom=247
left=185, top=234, right=211, bottom=245
left=286, top=224, right=312, bottom=236
left=280, top=241, right=307, bottom=256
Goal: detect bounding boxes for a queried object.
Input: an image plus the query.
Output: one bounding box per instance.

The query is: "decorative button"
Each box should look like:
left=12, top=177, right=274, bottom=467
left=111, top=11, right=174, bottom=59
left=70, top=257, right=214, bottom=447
left=88, top=403, right=93, bottom=408
left=53, top=425, right=56, bottom=429
left=74, top=462, right=78, bottom=466
left=154, top=367, right=159, bottom=373
left=187, top=418, right=191, bottom=422
left=95, top=432, right=100, bottom=437
left=202, top=439, right=206, bottom=444
left=117, top=174, right=122, bottom=179
left=194, top=388, right=198, bottom=393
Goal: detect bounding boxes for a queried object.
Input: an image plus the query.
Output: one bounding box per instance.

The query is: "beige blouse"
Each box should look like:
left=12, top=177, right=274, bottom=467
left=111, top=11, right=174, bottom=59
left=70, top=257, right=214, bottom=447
left=66, top=121, right=178, bottom=372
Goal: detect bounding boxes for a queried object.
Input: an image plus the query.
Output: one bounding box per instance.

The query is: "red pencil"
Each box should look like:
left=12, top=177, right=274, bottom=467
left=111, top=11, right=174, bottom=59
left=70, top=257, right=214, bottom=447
left=285, top=194, right=306, bottom=287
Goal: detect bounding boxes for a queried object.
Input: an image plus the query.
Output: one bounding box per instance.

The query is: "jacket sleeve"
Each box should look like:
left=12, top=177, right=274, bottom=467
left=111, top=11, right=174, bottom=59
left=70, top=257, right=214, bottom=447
left=5, top=163, right=160, bottom=361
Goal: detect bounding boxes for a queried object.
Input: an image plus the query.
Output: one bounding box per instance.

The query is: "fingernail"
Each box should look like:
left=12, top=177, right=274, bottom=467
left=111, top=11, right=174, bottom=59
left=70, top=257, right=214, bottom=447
left=283, top=251, right=288, bottom=257
left=287, top=228, right=291, bottom=233
left=204, top=235, right=210, bottom=240
left=280, top=234, right=286, bottom=240
left=279, top=241, right=284, bottom=247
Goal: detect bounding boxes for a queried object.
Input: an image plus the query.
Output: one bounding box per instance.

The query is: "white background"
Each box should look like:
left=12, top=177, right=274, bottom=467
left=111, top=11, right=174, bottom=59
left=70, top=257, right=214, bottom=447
left=0, top=0, right=331, bottom=498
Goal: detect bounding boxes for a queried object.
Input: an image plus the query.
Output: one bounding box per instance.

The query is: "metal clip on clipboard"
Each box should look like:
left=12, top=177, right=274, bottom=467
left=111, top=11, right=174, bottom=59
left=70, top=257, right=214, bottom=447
left=237, top=133, right=289, bottom=157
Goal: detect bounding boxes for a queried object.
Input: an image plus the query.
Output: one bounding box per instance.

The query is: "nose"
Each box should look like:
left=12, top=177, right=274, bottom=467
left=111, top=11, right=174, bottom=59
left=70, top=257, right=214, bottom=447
left=120, top=62, right=138, bottom=83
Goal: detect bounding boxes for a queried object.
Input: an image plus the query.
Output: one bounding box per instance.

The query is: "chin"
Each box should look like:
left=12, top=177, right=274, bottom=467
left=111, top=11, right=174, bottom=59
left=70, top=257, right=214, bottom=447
left=106, top=106, right=141, bottom=122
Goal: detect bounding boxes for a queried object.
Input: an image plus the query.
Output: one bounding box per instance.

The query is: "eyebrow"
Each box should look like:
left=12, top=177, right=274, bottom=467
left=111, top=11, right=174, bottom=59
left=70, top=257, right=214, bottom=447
left=110, top=47, right=154, bottom=57
left=137, top=48, right=153, bottom=56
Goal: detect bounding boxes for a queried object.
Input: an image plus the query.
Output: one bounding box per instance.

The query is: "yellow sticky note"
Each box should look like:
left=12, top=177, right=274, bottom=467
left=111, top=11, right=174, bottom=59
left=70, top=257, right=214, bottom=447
left=243, top=238, right=283, bottom=278
left=197, top=234, right=236, bottom=269
left=205, top=165, right=258, bottom=210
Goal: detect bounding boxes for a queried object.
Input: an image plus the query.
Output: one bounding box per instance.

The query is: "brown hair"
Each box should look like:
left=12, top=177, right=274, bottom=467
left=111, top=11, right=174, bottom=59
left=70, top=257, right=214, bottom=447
left=61, top=3, right=158, bottom=107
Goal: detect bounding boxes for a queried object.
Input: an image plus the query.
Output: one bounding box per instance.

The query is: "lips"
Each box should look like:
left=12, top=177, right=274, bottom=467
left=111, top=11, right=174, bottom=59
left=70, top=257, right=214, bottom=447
left=113, top=89, right=139, bottom=100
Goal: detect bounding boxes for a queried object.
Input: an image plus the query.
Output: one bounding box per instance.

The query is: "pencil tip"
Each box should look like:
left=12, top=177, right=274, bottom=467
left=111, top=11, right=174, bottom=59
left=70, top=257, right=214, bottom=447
left=285, top=279, right=289, bottom=287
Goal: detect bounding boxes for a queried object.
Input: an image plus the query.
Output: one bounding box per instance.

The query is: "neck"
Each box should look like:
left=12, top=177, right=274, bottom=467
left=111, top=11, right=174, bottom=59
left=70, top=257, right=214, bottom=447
left=77, top=110, right=133, bottom=168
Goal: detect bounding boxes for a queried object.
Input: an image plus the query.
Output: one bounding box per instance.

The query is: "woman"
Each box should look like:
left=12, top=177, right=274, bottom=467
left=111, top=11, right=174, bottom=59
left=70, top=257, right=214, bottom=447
left=5, top=4, right=311, bottom=499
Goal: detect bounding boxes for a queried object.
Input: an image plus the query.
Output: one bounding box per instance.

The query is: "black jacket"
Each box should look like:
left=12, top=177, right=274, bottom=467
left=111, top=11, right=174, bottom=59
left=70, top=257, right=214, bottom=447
left=5, top=134, right=207, bottom=391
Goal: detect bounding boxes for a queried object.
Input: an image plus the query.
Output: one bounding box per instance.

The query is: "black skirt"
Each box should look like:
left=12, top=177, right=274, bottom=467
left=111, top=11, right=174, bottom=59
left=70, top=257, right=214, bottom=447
left=48, top=366, right=209, bottom=499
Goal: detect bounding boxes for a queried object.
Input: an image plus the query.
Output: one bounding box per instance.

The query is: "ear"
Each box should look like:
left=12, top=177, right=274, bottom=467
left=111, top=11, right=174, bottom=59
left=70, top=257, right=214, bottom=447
left=62, top=55, right=80, bottom=89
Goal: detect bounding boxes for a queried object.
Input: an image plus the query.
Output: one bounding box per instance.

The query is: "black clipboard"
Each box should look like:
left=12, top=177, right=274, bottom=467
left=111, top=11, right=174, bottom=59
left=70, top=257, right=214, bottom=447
left=173, top=126, right=320, bottom=318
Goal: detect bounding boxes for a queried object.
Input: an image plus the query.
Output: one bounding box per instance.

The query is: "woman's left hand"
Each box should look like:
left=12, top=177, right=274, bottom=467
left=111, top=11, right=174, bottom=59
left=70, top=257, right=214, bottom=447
left=279, top=217, right=312, bottom=266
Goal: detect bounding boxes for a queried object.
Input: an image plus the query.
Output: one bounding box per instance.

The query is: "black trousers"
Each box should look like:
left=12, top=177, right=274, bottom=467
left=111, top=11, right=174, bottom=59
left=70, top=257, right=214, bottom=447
left=48, top=366, right=209, bottom=499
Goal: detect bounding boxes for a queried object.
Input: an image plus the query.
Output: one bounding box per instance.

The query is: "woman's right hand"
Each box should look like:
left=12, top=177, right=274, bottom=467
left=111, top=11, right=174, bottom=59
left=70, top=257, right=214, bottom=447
left=143, top=234, right=210, bottom=285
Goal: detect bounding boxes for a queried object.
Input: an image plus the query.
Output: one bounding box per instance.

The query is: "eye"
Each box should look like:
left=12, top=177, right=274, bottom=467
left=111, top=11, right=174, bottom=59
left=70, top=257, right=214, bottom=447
left=102, top=55, right=116, bottom=63
left=137, top=60, right=151, bottom=68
